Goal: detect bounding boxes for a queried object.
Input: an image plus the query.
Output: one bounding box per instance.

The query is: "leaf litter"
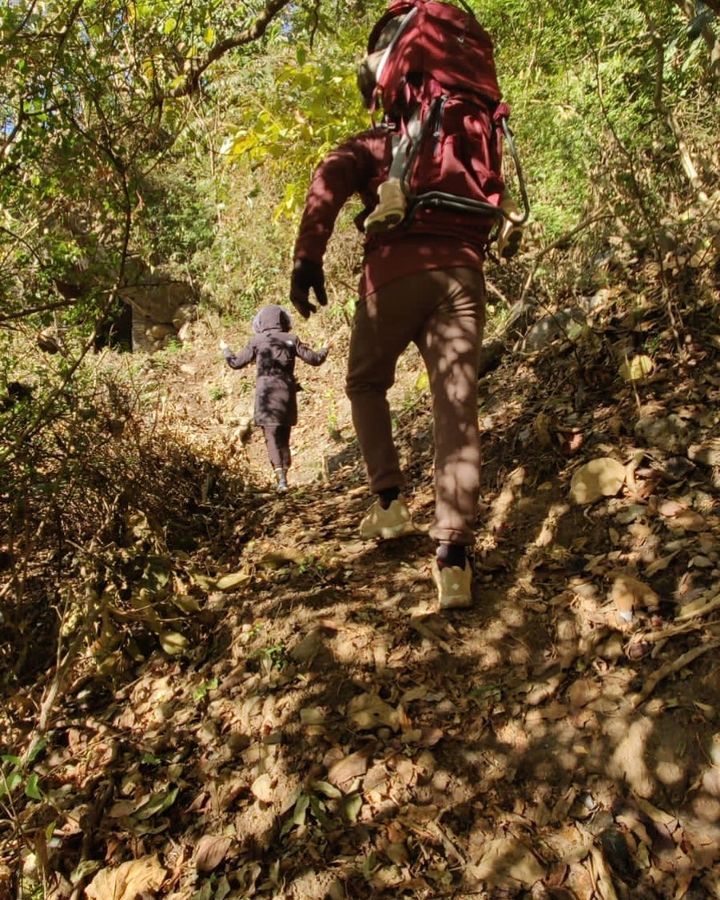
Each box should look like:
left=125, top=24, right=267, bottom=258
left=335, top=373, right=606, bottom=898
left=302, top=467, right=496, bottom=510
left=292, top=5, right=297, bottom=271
left=4, top=287, right=720, bottom=897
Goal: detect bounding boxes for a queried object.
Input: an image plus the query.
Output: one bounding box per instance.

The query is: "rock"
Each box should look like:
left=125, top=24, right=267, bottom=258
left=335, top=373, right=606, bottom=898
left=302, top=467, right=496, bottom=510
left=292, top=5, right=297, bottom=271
left=172, top=303, right=197, bottom=329
left=149, top=323, right=176, bottom=340
left=688, top=441, right=720, bottom=467
left=477, top=339, right=506, bottom=377
left=177, top=321, right=194, bottom=342
left=250, top=773, right=275, bottom=803
left=570, top=457, right=626, bottom=504
left=523, top=308, right=586, bottom=352
left=634, top=414, right=689, bottom=453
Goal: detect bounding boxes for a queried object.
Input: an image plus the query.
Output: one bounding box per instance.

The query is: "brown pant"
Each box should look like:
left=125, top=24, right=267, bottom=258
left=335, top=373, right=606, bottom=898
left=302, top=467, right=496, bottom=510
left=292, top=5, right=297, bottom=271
left=346, top=266, right=485, bottom=545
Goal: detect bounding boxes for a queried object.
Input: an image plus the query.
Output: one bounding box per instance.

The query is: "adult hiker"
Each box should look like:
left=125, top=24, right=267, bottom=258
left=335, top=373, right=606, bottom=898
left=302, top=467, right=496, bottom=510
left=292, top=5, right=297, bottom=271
left=220, top=305, right=328, bottom=491
left=289, top=0, right=526, bottom=609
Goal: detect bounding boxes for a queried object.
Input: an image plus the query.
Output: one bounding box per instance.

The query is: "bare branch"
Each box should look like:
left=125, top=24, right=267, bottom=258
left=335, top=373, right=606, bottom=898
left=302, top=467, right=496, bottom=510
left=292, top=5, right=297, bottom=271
left=0, top=300, right=77, bottom=326
left=161, top=0, right=294, bottom=101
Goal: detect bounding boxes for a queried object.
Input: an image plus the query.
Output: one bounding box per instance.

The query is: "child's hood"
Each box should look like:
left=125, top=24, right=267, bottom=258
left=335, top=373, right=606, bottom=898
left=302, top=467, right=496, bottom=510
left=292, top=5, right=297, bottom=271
left=252, top=305, right=292, bottom=335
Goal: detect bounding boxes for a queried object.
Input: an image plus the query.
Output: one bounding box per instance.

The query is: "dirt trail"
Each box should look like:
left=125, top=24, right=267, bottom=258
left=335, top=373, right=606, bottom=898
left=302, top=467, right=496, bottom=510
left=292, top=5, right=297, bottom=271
left=6, top=290, right=720, bottom=898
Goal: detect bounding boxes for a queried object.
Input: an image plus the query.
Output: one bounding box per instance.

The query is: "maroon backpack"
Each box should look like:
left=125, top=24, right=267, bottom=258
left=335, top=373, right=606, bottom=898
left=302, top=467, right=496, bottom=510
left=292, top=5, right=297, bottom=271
left=367, top=0, right=528, bottom=229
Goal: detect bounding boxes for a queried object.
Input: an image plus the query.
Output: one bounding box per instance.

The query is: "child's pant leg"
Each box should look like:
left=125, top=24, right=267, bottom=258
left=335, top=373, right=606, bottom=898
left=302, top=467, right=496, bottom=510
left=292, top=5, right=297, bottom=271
left=262, top=425, right=292, bottom=469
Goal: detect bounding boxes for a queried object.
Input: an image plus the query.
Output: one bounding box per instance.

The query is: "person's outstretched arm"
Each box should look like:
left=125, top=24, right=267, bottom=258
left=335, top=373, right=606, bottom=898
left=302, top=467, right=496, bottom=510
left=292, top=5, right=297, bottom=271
left=295, top=339, right=329, bottom=367
left=291, top=129, right=386, bottom=319
left=220, top=339, right=255, bottom=370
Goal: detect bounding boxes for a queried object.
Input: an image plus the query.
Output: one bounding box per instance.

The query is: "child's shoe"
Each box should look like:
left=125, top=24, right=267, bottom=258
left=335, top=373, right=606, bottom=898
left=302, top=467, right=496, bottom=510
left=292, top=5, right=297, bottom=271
left=359, top=496, right=416, bottom=540
left=275, top=468, right=288, bottom=492
left=496, top=196, right=524, bottom=260
left=432, top=559, right=473, bottom=609
left=364, top=178, right=407, bottom=234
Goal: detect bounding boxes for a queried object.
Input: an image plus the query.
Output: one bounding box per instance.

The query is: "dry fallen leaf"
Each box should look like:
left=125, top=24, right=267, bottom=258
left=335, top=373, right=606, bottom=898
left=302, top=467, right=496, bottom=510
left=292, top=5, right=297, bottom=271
left=328, top=751, right=369, bottom=788
left=609, top=572, right=659, bottom=625
left=470, top=835, right=545, bottom=887
left=619, top=354, right=654, bottom=383
left=159, top=631, right=189, bottom=655
left=667, top=510, right=707, bottom=532
left=215, top=571, right=251, bottom=591
left=195, top=834, right=233, bottom=872
left=86, top=855, right=165, bottom=900
left=570, top=458, right=626, bottom=505
left=567, top=678, right=601, bottom=708
left=347, top=693, right=401, bottom=732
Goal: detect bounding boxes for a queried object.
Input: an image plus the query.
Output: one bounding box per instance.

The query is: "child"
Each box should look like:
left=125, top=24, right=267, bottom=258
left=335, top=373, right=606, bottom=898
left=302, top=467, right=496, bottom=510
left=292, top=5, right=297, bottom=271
left=220, top=305, right=328, bottom=491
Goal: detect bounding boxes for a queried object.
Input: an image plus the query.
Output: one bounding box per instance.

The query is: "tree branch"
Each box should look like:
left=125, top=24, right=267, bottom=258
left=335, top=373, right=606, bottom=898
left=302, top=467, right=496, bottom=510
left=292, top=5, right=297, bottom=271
left=160, top=0, right=294, bottom=101
left=0, top=299, right=76, bottom=325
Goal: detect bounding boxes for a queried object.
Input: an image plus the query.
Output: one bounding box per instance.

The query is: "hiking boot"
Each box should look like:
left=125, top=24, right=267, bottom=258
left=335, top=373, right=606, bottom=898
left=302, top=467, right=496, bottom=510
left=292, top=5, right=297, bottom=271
left=364, top=178, right=407, bottom=234
left=275, top=468, right=288, bottom=492
left=359, top=496, right=416, bottom=540
left=432, top=559, right=473, bottom=609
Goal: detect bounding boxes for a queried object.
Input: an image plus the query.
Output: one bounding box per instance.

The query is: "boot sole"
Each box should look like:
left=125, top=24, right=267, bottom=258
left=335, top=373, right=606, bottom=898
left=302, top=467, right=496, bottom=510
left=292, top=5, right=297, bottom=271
left=432, top=566, right=473, bottom=609
left=359, top=522, right=417, bottom=540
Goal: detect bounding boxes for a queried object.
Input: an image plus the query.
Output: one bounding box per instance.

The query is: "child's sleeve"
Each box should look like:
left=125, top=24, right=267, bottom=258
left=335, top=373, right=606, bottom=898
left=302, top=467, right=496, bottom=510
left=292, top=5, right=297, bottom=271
left=223, top=342, right=256, bottom=370
left=295, top=339, right=328, bottom=367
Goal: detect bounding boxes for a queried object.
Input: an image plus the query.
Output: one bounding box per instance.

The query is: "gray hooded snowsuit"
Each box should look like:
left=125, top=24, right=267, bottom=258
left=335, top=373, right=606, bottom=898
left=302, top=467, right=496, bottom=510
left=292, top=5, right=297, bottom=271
left=223, top=305, right=327, bottom=471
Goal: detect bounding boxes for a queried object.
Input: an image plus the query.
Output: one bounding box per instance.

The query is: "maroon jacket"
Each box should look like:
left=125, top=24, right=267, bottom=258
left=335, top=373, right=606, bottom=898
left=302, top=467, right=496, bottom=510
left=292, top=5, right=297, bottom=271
left=224, top=305, right=327, bottom=427
left=293, top=126, right=488, bottom=297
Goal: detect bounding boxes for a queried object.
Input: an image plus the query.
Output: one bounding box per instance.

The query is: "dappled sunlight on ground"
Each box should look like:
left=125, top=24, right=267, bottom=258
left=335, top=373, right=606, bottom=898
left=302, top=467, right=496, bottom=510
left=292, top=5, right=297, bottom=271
left=4, top=289, right=720, bottom=897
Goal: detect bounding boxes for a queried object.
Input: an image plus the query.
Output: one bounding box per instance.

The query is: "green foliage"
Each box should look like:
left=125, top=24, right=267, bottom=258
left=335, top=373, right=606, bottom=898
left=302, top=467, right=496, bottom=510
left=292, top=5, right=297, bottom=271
left=0, top=738, right=46, bottom=804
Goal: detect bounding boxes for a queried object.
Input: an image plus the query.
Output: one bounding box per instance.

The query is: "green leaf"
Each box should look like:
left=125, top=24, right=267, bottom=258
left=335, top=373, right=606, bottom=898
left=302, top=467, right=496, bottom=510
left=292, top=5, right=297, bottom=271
left=1, top=754, right=23, bottom=769
left=311, top=780, right=342, bottom=799
left=133, top=785, right=179, bottom=820
left=140, top=752, right=162, bottom=766
left=1, top=771, right=22, bottom=796
left=26, top=736, right=47, bottom=765
left=25, top=773, right=43, bottom=800
left=292, top=793, right=310, bottom=826
left=342, top=794, right=362, bottom=823
left=308, top=793, right=331, bottom=828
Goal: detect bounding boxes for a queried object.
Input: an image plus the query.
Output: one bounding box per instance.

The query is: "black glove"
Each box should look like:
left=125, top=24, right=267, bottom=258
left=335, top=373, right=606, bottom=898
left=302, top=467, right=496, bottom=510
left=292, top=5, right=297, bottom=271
left=290, top=258, right=327, bottom=319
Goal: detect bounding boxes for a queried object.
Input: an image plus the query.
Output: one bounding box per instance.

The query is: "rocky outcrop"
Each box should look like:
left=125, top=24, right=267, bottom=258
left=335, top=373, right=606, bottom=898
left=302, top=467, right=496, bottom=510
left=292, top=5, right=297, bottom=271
left=120, top=276, right=198, bottom=351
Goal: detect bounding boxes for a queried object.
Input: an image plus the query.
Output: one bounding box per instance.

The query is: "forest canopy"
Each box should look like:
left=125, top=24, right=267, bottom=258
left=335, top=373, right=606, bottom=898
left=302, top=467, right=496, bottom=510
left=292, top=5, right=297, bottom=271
left=2, top=0, right=717, bottom=340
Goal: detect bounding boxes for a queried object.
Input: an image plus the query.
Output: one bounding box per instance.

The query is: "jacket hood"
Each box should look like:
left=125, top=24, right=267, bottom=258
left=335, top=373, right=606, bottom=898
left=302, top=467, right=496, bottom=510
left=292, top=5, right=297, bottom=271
left=252, top=305, right=292, bottom=334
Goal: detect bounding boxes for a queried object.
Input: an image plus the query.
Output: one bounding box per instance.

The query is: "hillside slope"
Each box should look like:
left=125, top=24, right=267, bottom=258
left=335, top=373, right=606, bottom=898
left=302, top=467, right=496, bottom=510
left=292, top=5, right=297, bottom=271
left=4, top=277, right=720, bottom=899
